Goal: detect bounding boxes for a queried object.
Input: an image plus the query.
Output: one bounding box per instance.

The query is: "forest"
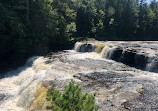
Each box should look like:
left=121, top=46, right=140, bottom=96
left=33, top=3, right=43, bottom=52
left=0, top=0, right=158, bottom=72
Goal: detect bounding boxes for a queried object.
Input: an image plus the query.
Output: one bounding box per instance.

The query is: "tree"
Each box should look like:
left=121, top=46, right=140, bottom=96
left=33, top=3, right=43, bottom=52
left=76, top=0, right=97, bottom=37
left=119, top=0, right=138, bottom=36
left=46, top=80, right=99, bottom=111
left=137, top=1, right=155, bottom=38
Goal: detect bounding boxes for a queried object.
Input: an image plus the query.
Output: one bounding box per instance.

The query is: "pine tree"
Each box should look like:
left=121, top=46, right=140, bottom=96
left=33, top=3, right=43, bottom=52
left=46, top=80, right=99, bottom=111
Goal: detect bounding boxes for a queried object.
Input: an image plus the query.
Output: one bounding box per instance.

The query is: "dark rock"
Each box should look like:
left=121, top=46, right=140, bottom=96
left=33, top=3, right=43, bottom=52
left=79, top=43, right=94, bottom=52
left=108, top=47, right=123, bottom=61
left=109, top=48, right=148, bottom=70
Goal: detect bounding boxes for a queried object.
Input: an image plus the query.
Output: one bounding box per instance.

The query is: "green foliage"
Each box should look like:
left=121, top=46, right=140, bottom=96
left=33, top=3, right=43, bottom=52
left=108, top=7, right=115, bottom=17
left=1, top=0, right=158, bottom=72
left=0, top=0, right=75, bottom=72
left=46, top=80, right=99, bottom=111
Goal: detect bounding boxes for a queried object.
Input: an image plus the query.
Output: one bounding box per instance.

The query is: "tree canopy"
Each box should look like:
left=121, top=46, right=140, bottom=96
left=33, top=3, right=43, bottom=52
left=0, top=0, right=158, bottom=72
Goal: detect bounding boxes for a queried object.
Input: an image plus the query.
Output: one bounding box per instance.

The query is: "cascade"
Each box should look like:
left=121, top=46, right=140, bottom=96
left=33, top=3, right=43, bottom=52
left=74, top=41, right=158, bottom=73
left=146, top=57, right=158, bottom=72
left=74, top=42, right=95, bottom=52
left=1, top=41, right=158, bottom=111
left=0, top=57, right=49, bottom=110
left=100, top=46, right=109, bottom=58
left=74, top=42, right=83, bottom=52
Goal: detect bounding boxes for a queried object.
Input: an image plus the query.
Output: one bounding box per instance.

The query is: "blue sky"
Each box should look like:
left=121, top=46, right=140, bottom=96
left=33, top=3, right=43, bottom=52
left=146, top=0, right=158, bottom=3
left=146, top=0, right=151, bottom=3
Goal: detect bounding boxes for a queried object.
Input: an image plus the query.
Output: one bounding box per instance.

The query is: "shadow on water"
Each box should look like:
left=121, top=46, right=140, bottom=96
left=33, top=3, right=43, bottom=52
left=0, top=57, right=38, bottom=79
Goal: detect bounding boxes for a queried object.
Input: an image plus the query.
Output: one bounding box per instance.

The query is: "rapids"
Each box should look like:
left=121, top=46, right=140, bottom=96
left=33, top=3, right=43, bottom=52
left=0, top=41, right=158, bottom=111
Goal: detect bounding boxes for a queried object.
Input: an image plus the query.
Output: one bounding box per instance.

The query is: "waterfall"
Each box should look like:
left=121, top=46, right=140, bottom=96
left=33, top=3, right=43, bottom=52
left=100, top=46, right=109, bottom=58
left=74, top=42, right=83, bottom=52
left=105, top=47, right=122, bottom=59
left=146, top=57, right=158, bottom=72
left=24, top=57, right=38, bottom=67
left=74, top=42, right=122, bottom=60
left=0, top=56, right=49, bottom=110
left=74, top=42, right=95, bottom=52
left=74, top=42, right=158, bottom=73
left=1, top=41, right=158, bottom=111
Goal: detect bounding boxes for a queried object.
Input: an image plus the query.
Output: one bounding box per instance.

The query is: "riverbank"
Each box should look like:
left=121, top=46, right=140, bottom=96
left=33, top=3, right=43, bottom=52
left=0, top=40, right=75, bottom=75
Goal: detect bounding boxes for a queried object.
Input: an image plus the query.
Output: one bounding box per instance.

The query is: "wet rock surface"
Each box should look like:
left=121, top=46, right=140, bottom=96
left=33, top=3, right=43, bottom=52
left=62, top=52, right=158, bottom=111
left=1, top=41, right=158, bottom=110
left=75, top=41, right=158, bottom=73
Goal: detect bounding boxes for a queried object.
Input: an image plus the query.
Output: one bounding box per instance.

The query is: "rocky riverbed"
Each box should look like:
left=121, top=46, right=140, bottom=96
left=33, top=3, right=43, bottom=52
left=0, top=41, right=158, bottom=111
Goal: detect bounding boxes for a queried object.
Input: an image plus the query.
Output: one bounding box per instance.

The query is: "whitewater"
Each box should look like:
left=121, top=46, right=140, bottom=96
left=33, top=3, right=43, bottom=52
left=0, top=41, right=158, bottom=111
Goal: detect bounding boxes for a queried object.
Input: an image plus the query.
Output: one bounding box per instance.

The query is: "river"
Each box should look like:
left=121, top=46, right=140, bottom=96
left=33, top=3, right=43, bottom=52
left=0, top=41, right=158, bottom=111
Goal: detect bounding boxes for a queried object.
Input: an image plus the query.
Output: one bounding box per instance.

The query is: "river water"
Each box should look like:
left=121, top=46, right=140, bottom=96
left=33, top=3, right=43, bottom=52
left=0, top=41, right=158, bottom=111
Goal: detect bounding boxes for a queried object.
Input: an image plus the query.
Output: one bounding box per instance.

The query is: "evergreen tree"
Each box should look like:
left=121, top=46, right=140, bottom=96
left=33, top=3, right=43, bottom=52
left=46, top=80, right=99, bottom=111
left=1, top=0, right=158, bottom=72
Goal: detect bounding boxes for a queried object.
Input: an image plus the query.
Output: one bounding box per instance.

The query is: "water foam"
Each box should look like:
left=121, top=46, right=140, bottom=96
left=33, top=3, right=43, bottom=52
left=0, top=57, right=49, bottom=110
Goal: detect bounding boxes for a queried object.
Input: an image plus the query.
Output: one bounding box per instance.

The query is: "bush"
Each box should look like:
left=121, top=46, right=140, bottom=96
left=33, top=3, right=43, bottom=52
left=46, top=80, right=99, bottom=111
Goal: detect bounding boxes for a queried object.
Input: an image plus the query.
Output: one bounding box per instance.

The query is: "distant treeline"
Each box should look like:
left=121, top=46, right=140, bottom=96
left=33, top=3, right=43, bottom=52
left=0, top=0, right=158, bottom=72
left=75, top=0, right=158, bottom=40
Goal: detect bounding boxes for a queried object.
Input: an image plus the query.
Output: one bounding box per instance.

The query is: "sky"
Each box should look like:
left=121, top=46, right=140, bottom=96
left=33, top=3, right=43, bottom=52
left=146, top=0, right=150, bottom=3
left=146, top=0, right=151, bottom=3
left=146, top=0, right=158, bottom=3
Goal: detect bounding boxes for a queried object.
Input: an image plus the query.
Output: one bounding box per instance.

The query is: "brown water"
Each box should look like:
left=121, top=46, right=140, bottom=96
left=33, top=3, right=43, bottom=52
left=0, top=41, right=158, bottom=111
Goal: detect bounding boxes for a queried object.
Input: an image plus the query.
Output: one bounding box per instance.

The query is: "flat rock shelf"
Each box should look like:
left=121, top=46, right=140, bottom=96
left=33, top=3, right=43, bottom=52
left=0, top=41, right=158, bottom=111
